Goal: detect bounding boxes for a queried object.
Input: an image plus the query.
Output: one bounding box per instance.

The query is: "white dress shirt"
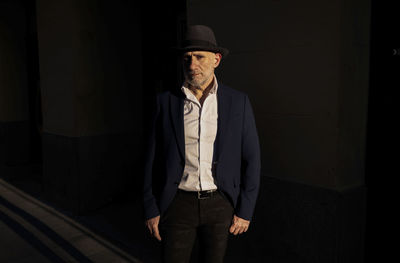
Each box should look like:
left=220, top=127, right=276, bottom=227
left=178, top=75, right=219, bottom=192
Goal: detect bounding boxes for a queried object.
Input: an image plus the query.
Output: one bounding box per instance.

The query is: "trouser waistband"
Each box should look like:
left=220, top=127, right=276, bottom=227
left=177, top=189, right=218, bottom=199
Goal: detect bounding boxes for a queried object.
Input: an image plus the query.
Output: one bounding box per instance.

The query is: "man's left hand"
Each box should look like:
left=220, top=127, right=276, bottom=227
left=229, top=215, right=250, bottom=235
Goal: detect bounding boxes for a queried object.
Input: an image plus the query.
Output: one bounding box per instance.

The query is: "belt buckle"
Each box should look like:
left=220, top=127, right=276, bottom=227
left=198, top=191, right=209, bottom=199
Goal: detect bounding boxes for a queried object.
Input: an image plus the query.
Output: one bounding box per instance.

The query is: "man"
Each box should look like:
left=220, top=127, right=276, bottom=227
left=143, top=25, right=261, bottom=263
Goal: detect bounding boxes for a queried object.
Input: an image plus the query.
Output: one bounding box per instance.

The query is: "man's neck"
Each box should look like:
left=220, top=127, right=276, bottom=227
left=187, top=76, right=214, bottom=96
left=187, top=77, right=215, bottom=105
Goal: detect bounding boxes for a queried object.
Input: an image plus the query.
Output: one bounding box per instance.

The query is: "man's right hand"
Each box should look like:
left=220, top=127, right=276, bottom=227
left=145, top=215, right=161, bottom=241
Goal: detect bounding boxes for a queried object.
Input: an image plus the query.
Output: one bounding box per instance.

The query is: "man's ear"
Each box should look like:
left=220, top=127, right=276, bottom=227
left=214, top=53, right=222, bottom=68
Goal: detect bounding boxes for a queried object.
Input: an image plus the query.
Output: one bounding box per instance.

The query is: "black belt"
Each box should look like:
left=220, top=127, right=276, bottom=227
left=178, top=189, right=218, bottom=199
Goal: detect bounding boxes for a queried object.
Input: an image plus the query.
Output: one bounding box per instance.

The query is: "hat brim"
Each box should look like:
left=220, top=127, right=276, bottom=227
left=172, top=45, right=229, bottom=58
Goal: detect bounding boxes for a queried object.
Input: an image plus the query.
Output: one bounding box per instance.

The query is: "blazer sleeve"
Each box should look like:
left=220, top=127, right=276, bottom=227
left=236, top=95, right=261, bottom=221
left=143, top=94, right=161, bottom=220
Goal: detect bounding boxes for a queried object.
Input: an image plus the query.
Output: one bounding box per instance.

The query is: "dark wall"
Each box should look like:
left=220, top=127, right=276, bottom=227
left=34, top=0, right=145, bottom=212
left=365, top=0, right=400, bottom=261
left=0, top=0, right=30, bottom=166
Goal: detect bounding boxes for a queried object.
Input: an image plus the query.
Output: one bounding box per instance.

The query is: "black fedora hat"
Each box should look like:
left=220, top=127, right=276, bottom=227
left=175, top=25, right=229, bottom=58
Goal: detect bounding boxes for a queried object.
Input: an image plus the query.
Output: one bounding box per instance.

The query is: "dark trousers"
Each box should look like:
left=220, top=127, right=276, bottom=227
left=159, top=190, right=234, bottom=263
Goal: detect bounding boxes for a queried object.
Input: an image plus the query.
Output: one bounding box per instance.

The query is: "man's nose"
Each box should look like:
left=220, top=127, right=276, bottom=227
left=189, top=58, right=199, bottom=70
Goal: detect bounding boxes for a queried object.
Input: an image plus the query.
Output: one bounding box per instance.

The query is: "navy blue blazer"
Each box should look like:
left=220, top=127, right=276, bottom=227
left=143, top=83, right=261, bottom=221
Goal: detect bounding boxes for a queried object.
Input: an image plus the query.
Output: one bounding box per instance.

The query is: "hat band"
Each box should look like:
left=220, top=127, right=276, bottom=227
left=181, top=39, right=217, bottom=48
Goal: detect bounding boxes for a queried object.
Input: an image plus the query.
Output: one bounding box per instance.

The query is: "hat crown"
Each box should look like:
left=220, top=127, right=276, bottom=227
left=184, top=25, right=218, bottom=46
left=175, top=24, right=229, bottom=58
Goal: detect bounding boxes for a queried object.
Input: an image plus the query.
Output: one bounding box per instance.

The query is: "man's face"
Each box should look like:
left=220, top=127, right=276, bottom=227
left=182, top=51, right=221, bottom=88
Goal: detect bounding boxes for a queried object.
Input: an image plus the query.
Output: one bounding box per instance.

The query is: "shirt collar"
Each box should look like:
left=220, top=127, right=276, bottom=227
left=181, top=75, right=219, bottom=97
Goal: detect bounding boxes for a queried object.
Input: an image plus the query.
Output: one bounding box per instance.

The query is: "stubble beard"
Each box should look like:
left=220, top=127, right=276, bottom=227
left=185, top=69, right=214, bottom=89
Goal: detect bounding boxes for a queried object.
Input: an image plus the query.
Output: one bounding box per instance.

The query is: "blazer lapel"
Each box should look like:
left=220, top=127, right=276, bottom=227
left=214, top=84, right=232, bottom=162
left=170, top=92, right=185, bottom=161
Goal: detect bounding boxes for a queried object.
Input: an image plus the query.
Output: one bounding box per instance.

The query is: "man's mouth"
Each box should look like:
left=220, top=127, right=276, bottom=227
left=190, top=72, right=201, bottom=77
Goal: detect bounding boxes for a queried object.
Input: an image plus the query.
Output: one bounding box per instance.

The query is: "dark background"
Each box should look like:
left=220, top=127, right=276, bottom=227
left=0, top=0, right=398, bottom=262
left=366, top=0, right=399, bottom=261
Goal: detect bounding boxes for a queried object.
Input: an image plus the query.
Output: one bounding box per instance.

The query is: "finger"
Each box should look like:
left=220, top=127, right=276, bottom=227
left=230, top=225, right=238, bottom=234
left=146, top=224, right=153, bottom=235
left=233, top=224, right=241, bottom=235
left=153, top=225, right=162, bottom=241
left=230, top=222, right=240, bottom=234
left=238, top=225, right=246, bottom=235
left=229, top=224, right=236, bottom=233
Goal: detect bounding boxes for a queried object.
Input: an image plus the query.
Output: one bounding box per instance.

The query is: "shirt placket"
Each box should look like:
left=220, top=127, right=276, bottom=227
left=198, top=95, right=213, bottom=191
left=188, top=93, right=211, bottom=191
left=185, top=93, right=202, bottom=191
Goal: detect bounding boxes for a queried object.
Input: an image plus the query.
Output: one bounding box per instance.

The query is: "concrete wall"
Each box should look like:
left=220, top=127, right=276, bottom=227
left=0, top=0, right=29, bottom=122
left=187, top=0, right=370, bottom=262
left=0, top=0, right=30, bottom=165
left=36, top=0, right=142, bottom=137
left=36, top=0, right=143, bottom=212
